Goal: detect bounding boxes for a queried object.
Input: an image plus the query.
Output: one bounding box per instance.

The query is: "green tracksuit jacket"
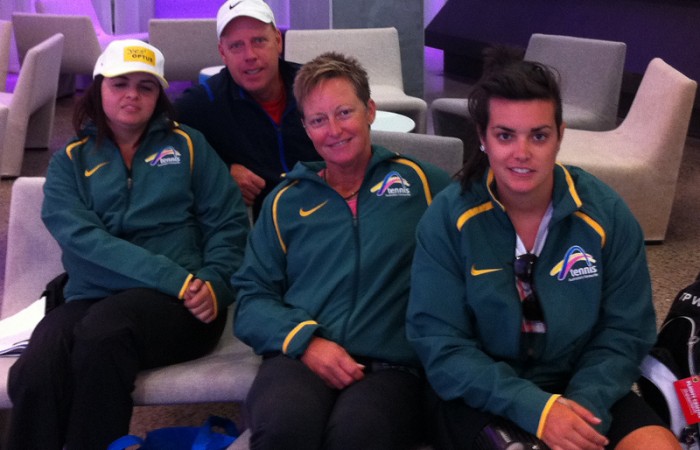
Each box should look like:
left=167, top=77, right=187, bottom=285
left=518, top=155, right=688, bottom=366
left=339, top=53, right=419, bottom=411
left=233, top=146, right=452, bottom=366
left=407, top=164, right=656, bottom=436
left=42, top=118, right=249, bottom=316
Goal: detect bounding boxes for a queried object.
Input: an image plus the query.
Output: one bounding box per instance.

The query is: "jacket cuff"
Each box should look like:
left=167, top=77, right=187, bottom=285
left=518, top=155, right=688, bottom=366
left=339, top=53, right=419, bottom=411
left=177, top=273, right=194, bottom=300
left=204, top=280, right=218, bottom=320
left=536, top=394, right=562, bottom=438
left=282, top=320, right=319, bottom=357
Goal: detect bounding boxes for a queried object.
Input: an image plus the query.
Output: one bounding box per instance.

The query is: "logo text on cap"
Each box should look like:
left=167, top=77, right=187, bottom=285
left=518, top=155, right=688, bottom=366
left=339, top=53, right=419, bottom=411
left=123, top=46, right=156, bottom=67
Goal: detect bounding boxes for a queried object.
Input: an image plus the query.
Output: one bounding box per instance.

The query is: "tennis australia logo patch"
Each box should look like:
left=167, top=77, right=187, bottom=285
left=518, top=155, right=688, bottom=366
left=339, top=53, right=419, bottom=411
left=549, top=245, right=599, bottom=282
left=370, top=171, right=411, bottom=197
left=145, top=146, right=182, bottom=167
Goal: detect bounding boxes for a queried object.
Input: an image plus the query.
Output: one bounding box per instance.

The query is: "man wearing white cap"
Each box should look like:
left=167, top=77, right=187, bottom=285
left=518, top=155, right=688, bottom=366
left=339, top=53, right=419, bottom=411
left=175, top=0, right=319, bottom=219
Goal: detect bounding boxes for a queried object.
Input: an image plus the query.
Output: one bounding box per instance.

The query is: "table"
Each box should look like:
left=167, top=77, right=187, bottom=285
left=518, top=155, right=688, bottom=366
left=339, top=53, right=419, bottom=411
left=371, top=110, right=415, bottom=133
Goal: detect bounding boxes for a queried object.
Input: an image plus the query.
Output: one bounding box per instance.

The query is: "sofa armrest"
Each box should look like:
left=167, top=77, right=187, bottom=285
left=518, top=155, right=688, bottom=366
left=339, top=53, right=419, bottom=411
left=2, top=177, right=63, bottom=319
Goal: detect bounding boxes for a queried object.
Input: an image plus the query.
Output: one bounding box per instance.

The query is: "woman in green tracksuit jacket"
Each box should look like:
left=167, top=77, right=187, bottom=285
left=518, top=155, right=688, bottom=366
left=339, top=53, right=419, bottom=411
left=407, top=54, right=679, bottom=450
left=7, top=40, right=249, bottom=450
left=43, top=119, right=245, bottom=310
left=232, top=52, right=451, bottom=450
left=234, top=145, right=449, bottom=364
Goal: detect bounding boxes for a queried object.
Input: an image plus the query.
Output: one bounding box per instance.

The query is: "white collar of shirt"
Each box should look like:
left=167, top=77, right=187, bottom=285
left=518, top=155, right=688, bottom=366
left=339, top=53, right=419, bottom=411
left=515, top=203, right=553, bottom=257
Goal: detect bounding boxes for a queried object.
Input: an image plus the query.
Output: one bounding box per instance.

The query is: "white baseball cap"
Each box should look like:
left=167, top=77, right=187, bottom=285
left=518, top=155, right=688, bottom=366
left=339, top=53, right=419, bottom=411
left=216, top=0, right=276, bottom=39
left=93, top=39, right=169, bottom=89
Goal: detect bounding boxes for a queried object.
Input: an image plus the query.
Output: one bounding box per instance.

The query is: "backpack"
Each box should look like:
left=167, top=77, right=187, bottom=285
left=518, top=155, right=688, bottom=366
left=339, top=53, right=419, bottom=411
left=638, top=273, right=700, bottom=449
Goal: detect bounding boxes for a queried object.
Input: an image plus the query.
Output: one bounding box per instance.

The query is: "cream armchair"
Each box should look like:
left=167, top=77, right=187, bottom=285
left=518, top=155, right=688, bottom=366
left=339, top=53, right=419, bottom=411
left=0, top=177, right=260, bottom=410
left=430, top=33, right=627, bottom=160
left=13, top=13, right=100, bottom=77
left=13, top=0, right=148, bottom=95
left=0, top=33, right=63, bottom=178
left=557, top=58, right=697, bottom=242
left=524, top=33, right=627, bottom=132
left=148, top=19, right=220, bottom=83
left=371, top=130, right=463, bottom=178
left=35, top=0, right=148, bottom=45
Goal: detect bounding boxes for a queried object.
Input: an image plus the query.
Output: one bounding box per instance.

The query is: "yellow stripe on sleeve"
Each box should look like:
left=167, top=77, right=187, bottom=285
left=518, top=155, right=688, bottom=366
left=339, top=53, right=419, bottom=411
left=204, top=280, right=218, bottom=320
left=178, top=274, right=194, bottom=300
left=66, top=137, right=89, bottom=160
left=173, top=127, right=195, bottom=173
left=457, top=202, right=493, bottom=231
left=537, top=394, right=562, bottom=438
left=574, top=211, right=606, bottom=248
left=272, top=182, right=297, bottom=254
left=558, top=163, right=583, bottom=208
left=282, top=320, right=318, bottom=354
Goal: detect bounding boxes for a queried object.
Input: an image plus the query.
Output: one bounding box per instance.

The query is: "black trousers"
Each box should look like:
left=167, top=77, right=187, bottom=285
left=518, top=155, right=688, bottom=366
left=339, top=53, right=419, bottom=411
left=6, top=288, right=226, bottom=450
left=245, top=354, right=425, bottom=450
left=427, top=388, right=668, bottom=450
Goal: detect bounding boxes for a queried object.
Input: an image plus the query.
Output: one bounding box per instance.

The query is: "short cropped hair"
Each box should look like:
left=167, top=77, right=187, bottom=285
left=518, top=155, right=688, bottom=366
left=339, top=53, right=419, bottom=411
left=293, top=51, right=371, bottom=117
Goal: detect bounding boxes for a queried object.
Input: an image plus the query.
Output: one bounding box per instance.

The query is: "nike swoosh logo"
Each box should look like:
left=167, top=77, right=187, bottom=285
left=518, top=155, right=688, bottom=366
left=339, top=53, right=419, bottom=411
left=299, top=200, right=328, bottom=217
left=84, top=162, right=109, bottom=177
left=229, top=0, right=242, bottom=9
left=470, top=265, right=503, bottom=276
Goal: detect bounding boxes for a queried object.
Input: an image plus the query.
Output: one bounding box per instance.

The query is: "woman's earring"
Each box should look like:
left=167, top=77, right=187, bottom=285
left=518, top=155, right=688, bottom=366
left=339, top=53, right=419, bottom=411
left=479, top=144, right=486, bottom=153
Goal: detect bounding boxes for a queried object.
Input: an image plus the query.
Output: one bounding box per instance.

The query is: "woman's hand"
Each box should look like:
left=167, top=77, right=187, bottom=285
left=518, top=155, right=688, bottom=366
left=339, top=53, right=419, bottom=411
left=301, top=336, right=365, bottom=389
left=184, top=278, right=216, bottom=323
left=541, top=397, right=609, bottom=450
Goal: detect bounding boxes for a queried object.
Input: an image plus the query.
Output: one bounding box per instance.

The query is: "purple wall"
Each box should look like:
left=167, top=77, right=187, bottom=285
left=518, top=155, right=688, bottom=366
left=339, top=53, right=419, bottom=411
left=155, top=0, right=220, bottom=18
left=426, top=0, right=700, bottom=82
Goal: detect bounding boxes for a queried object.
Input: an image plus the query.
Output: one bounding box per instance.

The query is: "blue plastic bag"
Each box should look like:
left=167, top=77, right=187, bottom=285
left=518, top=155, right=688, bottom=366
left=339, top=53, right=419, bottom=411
left=108, top=415, right=239, bottom=450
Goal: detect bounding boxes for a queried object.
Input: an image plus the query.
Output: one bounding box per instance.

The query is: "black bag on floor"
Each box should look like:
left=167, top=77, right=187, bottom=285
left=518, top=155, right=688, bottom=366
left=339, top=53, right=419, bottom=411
left=638, top=272, right=700, bottom=449
left=474, top=418, right=548, bottom=450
